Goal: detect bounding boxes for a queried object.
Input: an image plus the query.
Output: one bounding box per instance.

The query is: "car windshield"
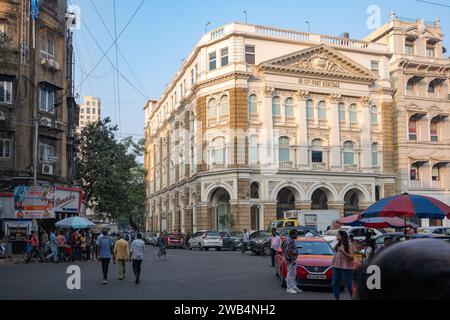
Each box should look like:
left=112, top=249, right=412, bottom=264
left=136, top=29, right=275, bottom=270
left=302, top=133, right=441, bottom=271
left=296, top=241, right=334, bottom=255
left=206, top=231, right=220, bottom=237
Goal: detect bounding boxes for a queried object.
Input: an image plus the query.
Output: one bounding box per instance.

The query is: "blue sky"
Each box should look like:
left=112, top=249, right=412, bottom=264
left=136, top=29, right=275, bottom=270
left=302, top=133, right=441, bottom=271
left=70, top=0, right=450, bottom=140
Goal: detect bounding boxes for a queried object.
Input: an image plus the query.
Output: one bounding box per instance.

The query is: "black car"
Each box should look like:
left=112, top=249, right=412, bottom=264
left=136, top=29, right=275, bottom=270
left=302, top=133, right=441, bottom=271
left=249, top=230, right=271, bottom=256
left=220, top=231, right=244, bottom=251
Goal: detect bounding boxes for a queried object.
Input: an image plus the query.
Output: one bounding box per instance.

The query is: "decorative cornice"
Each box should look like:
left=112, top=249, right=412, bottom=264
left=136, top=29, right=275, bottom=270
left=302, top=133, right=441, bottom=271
left=326, top=93, right=342, bottom=104
left=294, top=90, right=310, bottom=101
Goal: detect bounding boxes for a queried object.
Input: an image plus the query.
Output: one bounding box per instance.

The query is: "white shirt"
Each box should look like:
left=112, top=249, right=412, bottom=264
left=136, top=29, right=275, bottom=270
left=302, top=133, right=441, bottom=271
left=130, top=239, right=145, bottom=260
left=305, top=232, right=314, bottom=238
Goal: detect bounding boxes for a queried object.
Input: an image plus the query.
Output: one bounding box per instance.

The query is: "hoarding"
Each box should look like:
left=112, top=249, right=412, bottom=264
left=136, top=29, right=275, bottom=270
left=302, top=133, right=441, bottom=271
left=14, top=186, right=55, bottom=219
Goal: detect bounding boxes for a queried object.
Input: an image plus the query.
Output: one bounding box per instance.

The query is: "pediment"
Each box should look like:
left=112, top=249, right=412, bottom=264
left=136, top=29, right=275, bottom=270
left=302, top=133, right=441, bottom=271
left=259, top=44, right=377, bottom=83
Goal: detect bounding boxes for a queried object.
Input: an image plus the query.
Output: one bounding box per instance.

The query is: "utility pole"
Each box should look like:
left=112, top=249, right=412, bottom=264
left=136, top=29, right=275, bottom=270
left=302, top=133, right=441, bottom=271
left=33, top=118, right=38, bottom=186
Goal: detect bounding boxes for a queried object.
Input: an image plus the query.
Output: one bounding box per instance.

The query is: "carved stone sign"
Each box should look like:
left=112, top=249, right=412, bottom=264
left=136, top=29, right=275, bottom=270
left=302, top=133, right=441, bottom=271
left=298, top=77, right=340, bottom=89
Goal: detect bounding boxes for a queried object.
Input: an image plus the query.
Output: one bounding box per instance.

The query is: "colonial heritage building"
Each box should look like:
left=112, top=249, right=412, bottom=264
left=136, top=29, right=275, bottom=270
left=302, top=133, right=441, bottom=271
left=144, top=13, right=450, bottom=233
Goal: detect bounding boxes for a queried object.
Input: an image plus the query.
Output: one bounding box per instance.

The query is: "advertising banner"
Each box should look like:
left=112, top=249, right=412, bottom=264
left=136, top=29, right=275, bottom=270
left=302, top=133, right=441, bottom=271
left=14, top=186, right=56, bottom=219
left=54, top=188, right=81, bottom=214
left=4, top=220, right=32, bottom=241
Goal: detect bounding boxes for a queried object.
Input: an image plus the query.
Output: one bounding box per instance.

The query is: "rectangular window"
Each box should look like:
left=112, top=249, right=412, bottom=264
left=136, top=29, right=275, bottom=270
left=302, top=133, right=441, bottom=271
left=371, top=60, right=380, bottom=75
left=209, top=52, right=217, bottom=71
left=80, top=108, right=84, bottom=114
left=312, top=151, right=323, bottom=163
left=430, top=121, right=438, bottom=141
left=408, top=119, right=417, bottom=141
left=405, top=42, right=414, bottom=55
left=410, top=166, right=418, bottom=181
left=0, top=80, right=13, bottom=104
left=220, top=47, right=229, bottom=66
left=92, top=101, right=96, bottom=106
left=92, top=108, right=96, bottom=115
left=86, top=101, right=91, bottom=106
left=432, top=166, right=440, bottom=181
left=41, top=36, right=55, bottom=60
left=0, top=139, right=11, bottom=158
left=427, top=46, right=435, bottom=58
left=86, top=108, right=90, bottom=114
left=39, top=88, right=55, bottom=113
left=245, top=45, right=255, bottom=65
left=39, top=143, right=55, bottom=162
left=80, top=115, right=84, bottom=119
left=344, top=152, right=355, bottom=165
left=191, top=68, right=195, bottom=86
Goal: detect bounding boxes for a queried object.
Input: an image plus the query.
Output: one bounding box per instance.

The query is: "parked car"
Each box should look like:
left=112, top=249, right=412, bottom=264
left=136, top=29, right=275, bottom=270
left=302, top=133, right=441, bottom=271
left=249, top=230, right=271, bottom=256
left=142, top=232, right=156, bottom=245
left=165, top=232, right=186, bottom=249
left=323, top=226, right=383, bottom=243
left=417, top=227, right=450, bottom=236
left=187, top=230, right=223, bottom=251
left=275, top=237, right=336, bottom=288
left=220, top=231, right=244, bottom=251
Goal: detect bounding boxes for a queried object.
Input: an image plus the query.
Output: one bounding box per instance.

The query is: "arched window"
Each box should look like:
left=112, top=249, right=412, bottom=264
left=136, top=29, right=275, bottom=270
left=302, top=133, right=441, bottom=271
left=207, top=98, right=217, bottom=124
left=430, top=118, right=439, bottom=141
left=250, top=182, right=260, bottom=199
left=349, top=104, right=358, bottom=122
left=371, top=105, right=379, bottom=124
left=338, top=103, right=346, bottom=122
left=343, top=141, right=355, bottom=165
left=306, top=99, right=314, bottom=120
left=212, top=137, right=226, bottom=164
left=408, top=118, right=417, bottom=141
left=278, top=136, right=290, bottom=162
left=372, top=143, right=379, bottom=166
left=248, top=135, right=259, bottom=162
left=311, top=139, right=323, bottom=163
left=248, top=94, right=257, bottom=114
left=406, top=78, right=415, bottom=92
left=428, top=80, right=436, bottom=94
left=272, top=96, right=281, bottom=116
left=219, top=95, right=229, bottom=118
left=285, top=98, right=294, bottom=117
left=318, top=101, right=327, bottom=120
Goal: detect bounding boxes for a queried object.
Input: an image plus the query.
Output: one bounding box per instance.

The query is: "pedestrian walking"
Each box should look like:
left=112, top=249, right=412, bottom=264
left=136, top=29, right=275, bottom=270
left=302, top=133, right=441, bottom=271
left=241, top=229, right=250, bottom=254
left=113, top=234, right=129, bottom=280
left=269, top=228, right=281, bottom=267
left=26, top=231, right=43, bottom=264
left=56, top=230, right=66, bottom=262
left=130, top=233, right=145, bottom=284
left=45, top=230, right=58, bottom=263
left=96, top=230, right=114, bottom=285
left=85, top=231, right=92, bottom=261
left=283, top=229, right=301, bottom=294
left=330, top=230, right=354, bottom=300
left=157, top=232, right=167, bottom=258
left=363, top=231, right=375, bottom=262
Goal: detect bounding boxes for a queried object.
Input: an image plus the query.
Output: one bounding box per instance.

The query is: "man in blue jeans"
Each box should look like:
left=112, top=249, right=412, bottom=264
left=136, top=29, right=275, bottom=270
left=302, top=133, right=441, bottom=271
left=96, top=230, right=114, bottom=285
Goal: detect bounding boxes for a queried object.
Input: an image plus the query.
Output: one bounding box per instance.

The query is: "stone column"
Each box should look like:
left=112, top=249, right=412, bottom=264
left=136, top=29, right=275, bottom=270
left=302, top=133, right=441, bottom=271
left=328, top=201, right=345, bottom=218
left=263, top=202, right=277, bottom=230
left=295, top=90, right=309, bottom=167
left=360, top=96, right=372, bottom=172
left=261, top=87, right=275, bottom=168
left=327, top=94, right=342, bottom=169
left=196, top=203, right=209, bottom=231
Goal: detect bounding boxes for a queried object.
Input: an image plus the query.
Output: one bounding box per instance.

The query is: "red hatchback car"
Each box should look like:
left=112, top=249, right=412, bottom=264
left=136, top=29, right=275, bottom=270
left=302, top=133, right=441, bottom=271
left=165, top=233, right=186, bottom=249
left=275, top=237, right=335, bottom=288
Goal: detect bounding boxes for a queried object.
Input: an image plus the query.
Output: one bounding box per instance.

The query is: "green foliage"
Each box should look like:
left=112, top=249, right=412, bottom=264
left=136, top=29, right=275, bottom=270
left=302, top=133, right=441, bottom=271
left=76, top=118, right=147, bottom=225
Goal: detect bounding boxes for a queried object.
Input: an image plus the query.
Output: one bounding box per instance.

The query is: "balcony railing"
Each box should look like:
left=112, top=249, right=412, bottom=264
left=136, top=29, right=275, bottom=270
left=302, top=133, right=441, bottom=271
left=279, top=161, right=294, bottom=169
left=350, top=122, right=359, bottom=129
left=285, top=116, right=296, bottom=125
left=219, top=114, right=229, bottom=123
left=208, top=118, right=217, bottom=126
left=249, top=113, right=259, bottom=121
left=272, top=115, right=283, bottom=124
left=319, top=119, right=328, bottom=127
left=307, top=119, right=315, bottom=127
left=255, top=26, right=310, bottom=41
left=312, top=163, right=326, bottom=171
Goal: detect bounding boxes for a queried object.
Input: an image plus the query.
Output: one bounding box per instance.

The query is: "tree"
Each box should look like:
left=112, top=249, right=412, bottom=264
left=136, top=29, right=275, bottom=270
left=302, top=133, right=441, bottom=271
left=76, top=118, right=146, bottom=223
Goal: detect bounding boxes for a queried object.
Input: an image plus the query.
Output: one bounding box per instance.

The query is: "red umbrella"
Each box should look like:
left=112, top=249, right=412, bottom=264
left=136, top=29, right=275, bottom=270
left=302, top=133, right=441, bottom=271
left=337, top=214, right=418, bottom=229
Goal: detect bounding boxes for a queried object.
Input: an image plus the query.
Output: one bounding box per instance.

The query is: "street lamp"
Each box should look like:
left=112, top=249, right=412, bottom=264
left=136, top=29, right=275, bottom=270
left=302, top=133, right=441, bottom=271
left=305, top=21, right=311, bottom=33
left=205, top=21, right=211, bottom=33
left=243, top=11, right=248, bottom=24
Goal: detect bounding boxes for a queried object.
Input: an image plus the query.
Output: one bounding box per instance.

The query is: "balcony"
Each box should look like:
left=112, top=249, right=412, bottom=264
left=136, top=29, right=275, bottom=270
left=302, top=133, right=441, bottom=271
left=40, top=56, right=60, bottom=72
left=249, top=113, right=259, bottom=122
left=318, top=119, right=328, bottom=128
left=210, top=163, right=227, bottom=170
left=208, top=118, right=217, bottom=127
left=219, top=114, right=229, bottom=123
left=272, top=115, right=282, bottom=124
left=279, top=161, right=294, bottom=169
left=285, top=116, right=296, bottom=125
left=312, top=163, right=327, bottom=171
left=307, top=119, right=315, bottom=127
left=350, top=122, right=359, bottom=129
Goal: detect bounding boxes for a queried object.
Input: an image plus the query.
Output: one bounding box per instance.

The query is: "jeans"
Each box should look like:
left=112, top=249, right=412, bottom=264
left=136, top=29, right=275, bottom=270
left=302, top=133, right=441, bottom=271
left=270, top=249, right=276, bottom=266
left=26, top=247, right=43, bottom=263
left=46, top=245, right=58, bottom=262
left=332, top=268, right=353, bottom=300
left=117, top=259, right=126, bottom=279
left=100, top=258, right=111, bottom=281
left=241, top=242, right=248, bottom=254
left=158, top=245, right=166, bottom=257
left=132, top=259, right=143, bottom=281
left=58, top=247, right=65, bottom=262
left=286, top=260, right=298, bottom=289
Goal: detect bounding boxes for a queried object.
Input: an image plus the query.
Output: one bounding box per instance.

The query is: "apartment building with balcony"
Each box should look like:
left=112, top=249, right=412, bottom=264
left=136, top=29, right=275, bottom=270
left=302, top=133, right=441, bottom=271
left=144, top=13, right=449, bottom=233
left=0, top=0, right=78, bottom=191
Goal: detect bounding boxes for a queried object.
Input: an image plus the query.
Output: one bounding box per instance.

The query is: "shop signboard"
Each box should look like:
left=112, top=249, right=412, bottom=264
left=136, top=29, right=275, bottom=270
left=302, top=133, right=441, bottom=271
left=4, top=220, right=32, bottom=241
left=54, top=187, right=81, bottom=214
left=14, top=186, right=56, bottom=219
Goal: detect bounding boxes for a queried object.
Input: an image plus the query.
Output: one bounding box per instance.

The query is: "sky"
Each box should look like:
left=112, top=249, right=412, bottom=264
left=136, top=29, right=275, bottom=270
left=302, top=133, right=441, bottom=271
left=70, top=0, right=450, bottom=141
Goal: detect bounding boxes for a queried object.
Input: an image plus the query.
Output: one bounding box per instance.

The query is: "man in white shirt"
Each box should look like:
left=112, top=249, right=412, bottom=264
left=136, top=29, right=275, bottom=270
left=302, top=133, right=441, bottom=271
left=130, top=233, right=145, bottom=284
left=270, top=228, right=281, bottom=267
left=241, top=229, right=250, bottom=254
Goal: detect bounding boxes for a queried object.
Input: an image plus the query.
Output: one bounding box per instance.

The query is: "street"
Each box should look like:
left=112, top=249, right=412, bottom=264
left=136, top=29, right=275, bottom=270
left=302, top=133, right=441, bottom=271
left=0, top=245, right=344, bottom=300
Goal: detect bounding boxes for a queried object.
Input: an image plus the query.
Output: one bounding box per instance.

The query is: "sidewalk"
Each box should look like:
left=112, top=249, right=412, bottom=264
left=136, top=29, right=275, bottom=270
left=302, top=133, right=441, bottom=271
left=0, top=254, right=25, bottom=264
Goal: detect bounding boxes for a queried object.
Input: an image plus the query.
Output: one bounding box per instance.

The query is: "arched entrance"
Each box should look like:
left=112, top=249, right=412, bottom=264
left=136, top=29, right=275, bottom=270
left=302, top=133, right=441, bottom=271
left=344, top=189, right=361, bottom=216
left=311, top=189, right=328, bottom=209
left=210, top=188, right=231, bottom=230
left=277, top=188, right=296, bottom=219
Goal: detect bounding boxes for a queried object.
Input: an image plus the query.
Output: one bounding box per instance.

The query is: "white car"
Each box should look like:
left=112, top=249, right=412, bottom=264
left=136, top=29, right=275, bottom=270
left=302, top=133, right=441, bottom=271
left=323, top=226, right=383, bottom=243
left=188, top=230, right=223, bottom=251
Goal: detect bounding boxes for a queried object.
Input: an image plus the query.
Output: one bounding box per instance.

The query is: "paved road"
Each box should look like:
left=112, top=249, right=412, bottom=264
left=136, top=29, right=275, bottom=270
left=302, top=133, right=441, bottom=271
left=0, top=246, right=345, bottom=300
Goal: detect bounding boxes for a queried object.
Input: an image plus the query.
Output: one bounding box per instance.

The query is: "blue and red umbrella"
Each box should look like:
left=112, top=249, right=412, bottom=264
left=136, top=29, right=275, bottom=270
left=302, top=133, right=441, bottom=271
left=337, top=214, right=418, bottom=229
left=362, top=194, right=450, bottom=220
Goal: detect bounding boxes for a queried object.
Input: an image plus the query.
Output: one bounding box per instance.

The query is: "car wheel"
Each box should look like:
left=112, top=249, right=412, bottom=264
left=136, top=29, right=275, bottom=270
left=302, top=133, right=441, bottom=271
left=261, top=244, right=270, bottom=256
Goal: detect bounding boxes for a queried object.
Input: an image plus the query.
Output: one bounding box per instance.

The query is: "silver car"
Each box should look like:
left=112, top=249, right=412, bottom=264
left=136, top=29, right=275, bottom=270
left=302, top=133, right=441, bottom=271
left=188, top=230, right=223, bottom=251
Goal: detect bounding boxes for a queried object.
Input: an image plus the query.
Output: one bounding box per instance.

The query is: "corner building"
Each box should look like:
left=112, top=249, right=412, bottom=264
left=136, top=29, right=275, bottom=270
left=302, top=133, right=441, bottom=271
left=144, top=14, right=450, bottom=233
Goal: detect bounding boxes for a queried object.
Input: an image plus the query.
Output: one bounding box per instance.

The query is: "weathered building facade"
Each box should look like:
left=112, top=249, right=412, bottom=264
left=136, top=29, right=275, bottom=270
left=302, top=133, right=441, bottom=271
left=0, top=0, right=78, bottom=191
left=144, top=14, right=450, bottom=233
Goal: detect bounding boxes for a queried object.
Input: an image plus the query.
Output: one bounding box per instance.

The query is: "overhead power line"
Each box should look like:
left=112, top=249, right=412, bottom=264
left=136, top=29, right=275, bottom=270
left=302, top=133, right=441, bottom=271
left=416, top=0, right=450, bottom=8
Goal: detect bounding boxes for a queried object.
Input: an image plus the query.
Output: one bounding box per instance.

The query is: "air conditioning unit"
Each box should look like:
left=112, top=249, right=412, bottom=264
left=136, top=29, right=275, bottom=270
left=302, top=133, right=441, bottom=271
left=42, top=164, right=54, bottom=176
left=48, top=59, right=60, bottom=71
left=40, top=117, right=52, bottom=128
left=55, top=121, right=64, bottom=131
